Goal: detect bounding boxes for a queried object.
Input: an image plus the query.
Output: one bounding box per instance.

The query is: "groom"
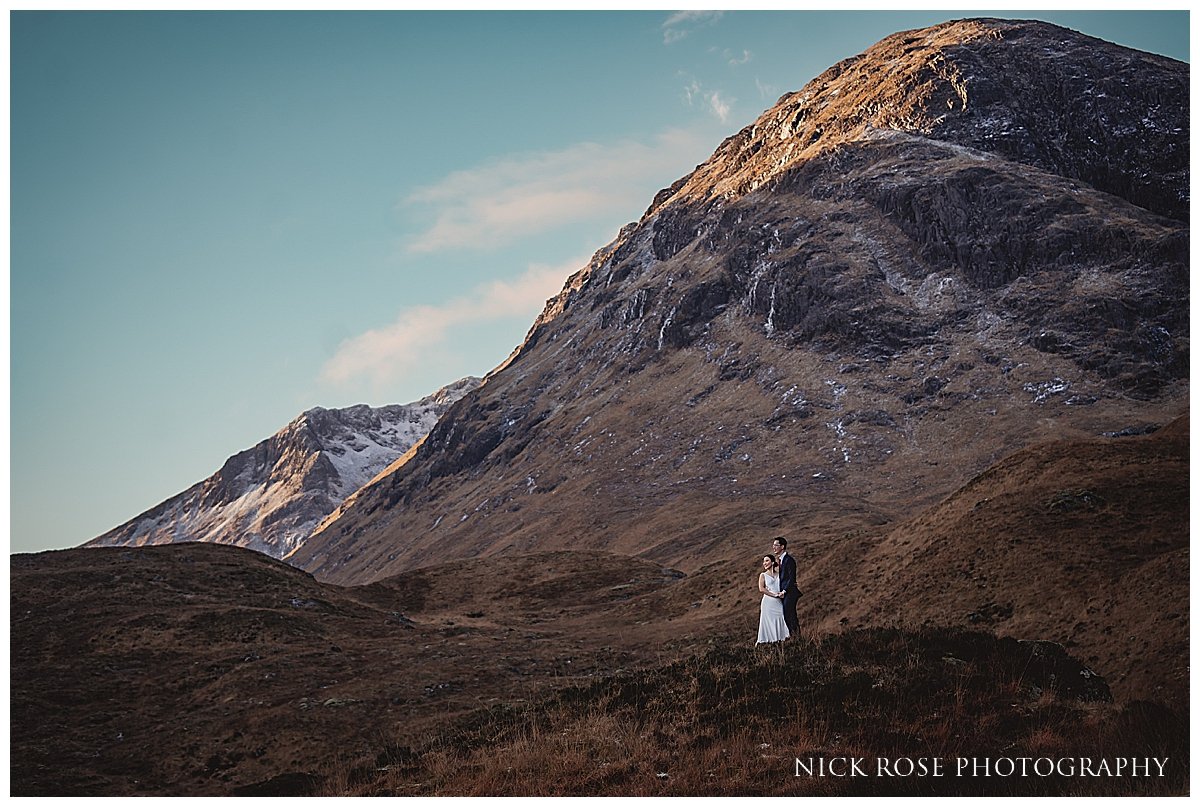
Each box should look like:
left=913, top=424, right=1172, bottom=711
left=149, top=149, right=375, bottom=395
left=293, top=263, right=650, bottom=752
left=772, top=537, right=800, bottom=636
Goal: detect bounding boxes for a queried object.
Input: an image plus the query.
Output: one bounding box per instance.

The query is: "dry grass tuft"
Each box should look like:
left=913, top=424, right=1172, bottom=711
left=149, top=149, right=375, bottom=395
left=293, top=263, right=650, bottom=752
left=324, top=628, right=1188, bottom=796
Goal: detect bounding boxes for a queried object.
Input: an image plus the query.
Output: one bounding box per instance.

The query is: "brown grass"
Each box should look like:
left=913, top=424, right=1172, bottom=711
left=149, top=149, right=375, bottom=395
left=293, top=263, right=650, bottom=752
left=323, top=628, right=1188, bottom=796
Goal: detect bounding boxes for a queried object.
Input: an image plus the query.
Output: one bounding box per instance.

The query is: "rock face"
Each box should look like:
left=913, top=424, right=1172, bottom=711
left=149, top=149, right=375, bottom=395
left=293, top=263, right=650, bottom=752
left=289, top=18, right=1187, bottom=587
left=87, top=377, right=480, bottom=559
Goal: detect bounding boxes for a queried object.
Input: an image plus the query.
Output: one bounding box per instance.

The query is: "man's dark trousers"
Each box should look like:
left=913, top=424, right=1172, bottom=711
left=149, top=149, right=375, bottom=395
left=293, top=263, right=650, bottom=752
left=778, top=552, right=799, bottom=635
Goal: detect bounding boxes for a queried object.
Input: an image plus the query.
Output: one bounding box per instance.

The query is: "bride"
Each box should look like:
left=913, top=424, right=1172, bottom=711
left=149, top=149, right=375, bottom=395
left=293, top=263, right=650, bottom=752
left=756, top=554, right=790, bottom=644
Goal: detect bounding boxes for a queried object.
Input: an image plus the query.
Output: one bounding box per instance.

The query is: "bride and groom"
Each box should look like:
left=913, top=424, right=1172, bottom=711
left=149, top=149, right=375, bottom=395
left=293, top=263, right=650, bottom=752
left=757, top=536, right=800, bottom=644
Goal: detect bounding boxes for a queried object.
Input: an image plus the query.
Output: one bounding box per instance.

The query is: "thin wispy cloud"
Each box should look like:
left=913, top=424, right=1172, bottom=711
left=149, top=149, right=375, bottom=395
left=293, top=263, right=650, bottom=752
left=707, top=90, right=733, bottom=122
left=321, top=258, right=583, bottom=389
left=403, top=129, right=712, bottom=254
left=712, top=47, right=753, bottom=66
left=663, top=10, right=723, bottom=44
left=755, top=76, right=781, bottom=102
left=681, top=75, right=735, bottom=123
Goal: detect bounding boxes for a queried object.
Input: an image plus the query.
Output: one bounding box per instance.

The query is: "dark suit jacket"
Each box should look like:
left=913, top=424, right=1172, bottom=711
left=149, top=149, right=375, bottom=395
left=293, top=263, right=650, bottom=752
left=778, top=552, right=798, bottom=594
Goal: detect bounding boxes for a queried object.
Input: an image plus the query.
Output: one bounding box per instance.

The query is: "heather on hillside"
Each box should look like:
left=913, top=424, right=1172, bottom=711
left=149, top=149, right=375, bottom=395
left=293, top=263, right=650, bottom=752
left=325, top=630, right=1187, bottom=797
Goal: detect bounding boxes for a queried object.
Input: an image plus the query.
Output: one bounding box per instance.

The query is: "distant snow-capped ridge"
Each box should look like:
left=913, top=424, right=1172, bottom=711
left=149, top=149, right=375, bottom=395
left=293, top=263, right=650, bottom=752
left=86, top=376, right=481, bottom=559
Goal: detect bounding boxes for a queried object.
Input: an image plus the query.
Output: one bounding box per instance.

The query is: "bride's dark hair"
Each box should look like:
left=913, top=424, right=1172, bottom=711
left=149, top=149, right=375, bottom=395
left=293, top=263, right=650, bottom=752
left=761, top=554, right=778, bottom=571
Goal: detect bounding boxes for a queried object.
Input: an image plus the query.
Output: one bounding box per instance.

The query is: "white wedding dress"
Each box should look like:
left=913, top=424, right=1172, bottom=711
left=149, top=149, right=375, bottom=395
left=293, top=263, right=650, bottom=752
left=757, top=572, right=790, bottom=644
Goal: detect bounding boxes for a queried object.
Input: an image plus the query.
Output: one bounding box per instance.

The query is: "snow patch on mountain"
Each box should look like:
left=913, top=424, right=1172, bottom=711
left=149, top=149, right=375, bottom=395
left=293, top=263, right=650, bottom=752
left=86, top=377, right=481, bottom=559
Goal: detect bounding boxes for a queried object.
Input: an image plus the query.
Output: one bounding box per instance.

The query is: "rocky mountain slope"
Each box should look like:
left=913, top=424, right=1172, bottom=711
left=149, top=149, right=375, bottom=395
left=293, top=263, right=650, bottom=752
left=87, top=377, right=480, bottom=559
left=289, top=18, right=1187, bottom=586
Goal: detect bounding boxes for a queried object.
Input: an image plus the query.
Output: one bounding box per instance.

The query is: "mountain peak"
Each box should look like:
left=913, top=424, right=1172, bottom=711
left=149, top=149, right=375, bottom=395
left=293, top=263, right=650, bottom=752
left=288, top=18, right=1188, bottom=586
left=87, top=377, right=481, bottom=558
left=650, top=17, right=1185, bottom=225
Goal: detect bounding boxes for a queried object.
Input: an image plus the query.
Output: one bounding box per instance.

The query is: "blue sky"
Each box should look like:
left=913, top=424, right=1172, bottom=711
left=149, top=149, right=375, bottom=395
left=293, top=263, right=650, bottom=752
left=9, top=10, right=1189, bottom=554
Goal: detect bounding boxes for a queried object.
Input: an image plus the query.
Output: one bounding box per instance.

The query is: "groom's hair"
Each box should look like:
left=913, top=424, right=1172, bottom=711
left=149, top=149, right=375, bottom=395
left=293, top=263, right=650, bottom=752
left=774, top=536, right=788, bottom=548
